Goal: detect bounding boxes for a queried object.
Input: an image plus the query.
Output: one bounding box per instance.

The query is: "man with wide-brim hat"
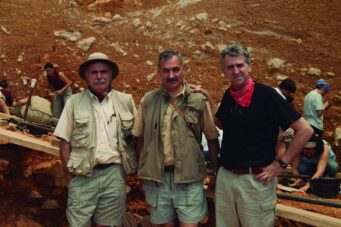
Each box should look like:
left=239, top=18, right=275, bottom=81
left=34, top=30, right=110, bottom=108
left=54, top=52, right=137, bottom=227
left=79, top=52, right=119, bottom=80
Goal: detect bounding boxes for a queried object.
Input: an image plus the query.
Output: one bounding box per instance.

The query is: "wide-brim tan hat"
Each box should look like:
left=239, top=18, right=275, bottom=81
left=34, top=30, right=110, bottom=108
left=79, top=52, right=119, bottom=80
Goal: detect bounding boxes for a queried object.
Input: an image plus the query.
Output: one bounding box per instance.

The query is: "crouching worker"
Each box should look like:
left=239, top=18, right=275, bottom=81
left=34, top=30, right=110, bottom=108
left=291, top=134, right=339, bottom=192
left=54, top=52, right=137, bottom=227
left=12, top=96, right=54, bottom=125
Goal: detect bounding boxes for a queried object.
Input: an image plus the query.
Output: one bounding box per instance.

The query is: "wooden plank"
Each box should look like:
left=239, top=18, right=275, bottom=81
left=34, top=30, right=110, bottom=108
left=0, top=127, right=58, bottom=156
left=277, top=204, right=341, bottom=227
left=277, top=184, right=300, bottom=192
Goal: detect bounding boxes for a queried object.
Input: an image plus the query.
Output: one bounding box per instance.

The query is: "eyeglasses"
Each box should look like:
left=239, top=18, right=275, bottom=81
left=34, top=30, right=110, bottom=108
left=161, top=67, right=181, bottom=75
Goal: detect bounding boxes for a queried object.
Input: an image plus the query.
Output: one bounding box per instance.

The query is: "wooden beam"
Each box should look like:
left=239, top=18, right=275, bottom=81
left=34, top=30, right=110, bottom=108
left=0, top=112, right=22, bottom=121
left=277, top=204, right=341, bottom=227
left=0, top=127, right=58, bottom=156
left=277, top=184, right=300, bottom=192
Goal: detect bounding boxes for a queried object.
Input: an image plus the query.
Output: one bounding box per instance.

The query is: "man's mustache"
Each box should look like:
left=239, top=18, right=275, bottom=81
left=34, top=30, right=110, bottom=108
left=94, top=78, right=107, bottom=84
left=166, top=78, right=178, bottom=83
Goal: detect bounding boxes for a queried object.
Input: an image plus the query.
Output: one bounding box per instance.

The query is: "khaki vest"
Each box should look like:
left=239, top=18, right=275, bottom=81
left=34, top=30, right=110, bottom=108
left=67, top=90, right=136, bottom=176
left=138, top=84, right=207, bottom=183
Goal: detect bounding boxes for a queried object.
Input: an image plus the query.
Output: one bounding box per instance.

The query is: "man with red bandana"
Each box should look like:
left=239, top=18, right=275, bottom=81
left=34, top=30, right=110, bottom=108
left=194, top=44, right=313, bottom=227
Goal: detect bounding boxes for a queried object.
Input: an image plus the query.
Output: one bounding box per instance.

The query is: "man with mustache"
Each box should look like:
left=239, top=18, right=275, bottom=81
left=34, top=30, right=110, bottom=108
left=54, top=52, right=137, bottom=227
left=133, top=50, right=220, bottom=227
left=192, top=44, right=313, bottom=227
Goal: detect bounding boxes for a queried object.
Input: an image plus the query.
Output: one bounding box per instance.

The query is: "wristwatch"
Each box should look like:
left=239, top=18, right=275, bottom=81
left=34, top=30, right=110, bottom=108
left=278, top=159, right=288, bottom=169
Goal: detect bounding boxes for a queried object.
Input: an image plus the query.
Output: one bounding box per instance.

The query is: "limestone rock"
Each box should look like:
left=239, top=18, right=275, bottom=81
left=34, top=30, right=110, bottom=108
left=325, top=72, right=335, bottom=77
left=132, top=18, right=142, bottom=28
left=189, top=28, right=199, bottom=34
left=145, top=60, right=153, bottom=66
left=68, top=0, right=79, bottom=7
left=193, top=50, right=203, bottom=59
left=195, top=12, right=208, bottom=21
left=30, top=190, right=43, bottom=199
left=15, top=68, right=22, bottom=76
left=267, top=58, right=285, bottom=69
left=87, top=0, right=113, bottom=9
left=275, top=74, right=288, bottom=82
left=17, top=53, right=24, bottom=62
left=146, top=73, right=155, bottom=81
left=179, top=0, right=202, bottom=7
left=0, top=159, right=9, bottom=172
left=113, top=14, right=122, bottom=21
left=200, top=41, right=215, bottom=53
left=0, top=25, right=10, bottom=34
left=176, top=20, right=184, bottom=27
left=110, top=42, right=127, bottom=56
left=92, top=16, right=112, bottom=26
left=77, top=37, right=96, bottom=51
left=54, top=30, right=82, bottom=41
left=42, top=199, right=58, bottom=209
left=104, top=12, right=112, bottom=18
left=145, top=21, right=152, bottom=28
left=307, top=67, right=321, bottom=76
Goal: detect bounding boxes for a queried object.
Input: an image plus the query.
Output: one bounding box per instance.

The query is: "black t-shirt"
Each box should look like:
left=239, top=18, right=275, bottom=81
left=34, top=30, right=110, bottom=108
left=216, top=83, right=301, bottom=168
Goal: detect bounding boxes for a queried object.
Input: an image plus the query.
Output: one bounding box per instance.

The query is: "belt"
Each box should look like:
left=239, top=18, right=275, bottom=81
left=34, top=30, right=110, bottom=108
left=164, top=165, right=174, bottom=172
left=94, top=163, right=115, bottom=169
left=224, top=167, right=263, bottom=175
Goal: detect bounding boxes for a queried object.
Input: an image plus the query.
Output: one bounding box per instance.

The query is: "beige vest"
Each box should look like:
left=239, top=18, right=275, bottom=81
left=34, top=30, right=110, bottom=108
left=67, top=90, right=136, bottom=176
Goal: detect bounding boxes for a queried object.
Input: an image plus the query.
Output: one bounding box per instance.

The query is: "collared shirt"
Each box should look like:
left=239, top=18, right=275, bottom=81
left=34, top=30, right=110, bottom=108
left=133, top=87, right=218, bottom=166
left=54, top=90, right=121, bottom=165
left=303, top=90, right=324, bottom=130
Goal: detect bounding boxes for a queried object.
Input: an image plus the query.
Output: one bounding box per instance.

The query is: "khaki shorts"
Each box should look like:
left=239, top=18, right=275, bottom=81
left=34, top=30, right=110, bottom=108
left=67, top=164, right=126, bottom=227
left=215, top=167, right=277, bottom=227
left=143, top=172, right=207, bottom=224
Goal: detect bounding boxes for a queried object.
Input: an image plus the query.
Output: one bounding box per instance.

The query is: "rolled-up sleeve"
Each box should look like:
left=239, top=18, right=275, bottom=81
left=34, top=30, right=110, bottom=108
left=53, top=99, right=74, bottom=142
left=201, top=101, right=219, bottom=140
left=132, top=97, right=145, bottom=137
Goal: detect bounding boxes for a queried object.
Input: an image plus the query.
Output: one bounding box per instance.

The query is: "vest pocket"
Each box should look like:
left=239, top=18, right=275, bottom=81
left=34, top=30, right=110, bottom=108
left=119, top=112, right=134, bottom=130
left=118, top=112, right=135, bottom=146
left=72, top=117, right=90, bottom=147
left=67, top=147, right=94, bottom=176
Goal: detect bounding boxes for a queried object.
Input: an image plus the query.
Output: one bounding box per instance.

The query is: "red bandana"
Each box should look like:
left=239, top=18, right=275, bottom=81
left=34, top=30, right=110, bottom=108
left=229, top=77, right=254, bottom=107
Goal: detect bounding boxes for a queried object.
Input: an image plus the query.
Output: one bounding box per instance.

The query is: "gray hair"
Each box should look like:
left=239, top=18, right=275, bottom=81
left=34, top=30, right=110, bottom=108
left=157, top=50, right=184, bottom=68
left=220, top=44, right=251, bottom=67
